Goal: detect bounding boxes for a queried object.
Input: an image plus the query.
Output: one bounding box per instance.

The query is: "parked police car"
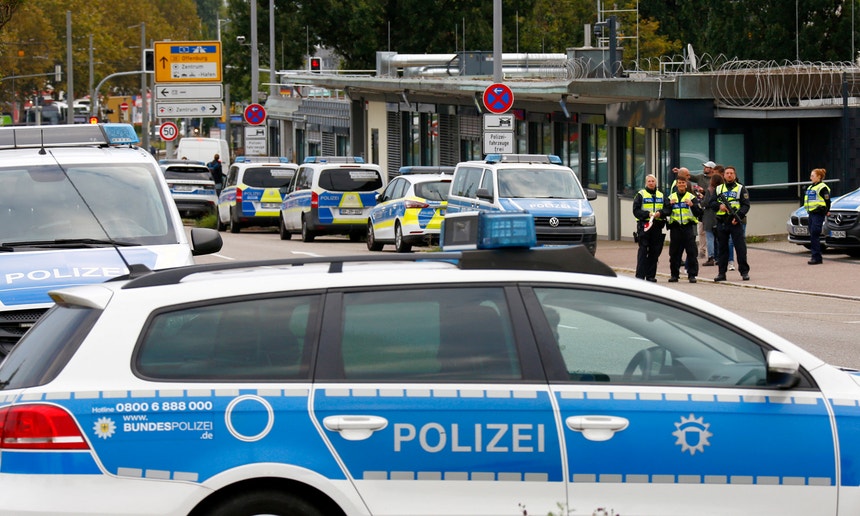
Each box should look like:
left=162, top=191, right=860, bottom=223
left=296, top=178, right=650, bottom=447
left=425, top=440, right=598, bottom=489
left=217, top=160, right=298, bottom=233
left=0, top=124, right=221, bottom=356
left=280, top=157, right=386, bottom=242
left=0, top=213, right=858, bottom=516
left=446, top=154, right=598, bottom=254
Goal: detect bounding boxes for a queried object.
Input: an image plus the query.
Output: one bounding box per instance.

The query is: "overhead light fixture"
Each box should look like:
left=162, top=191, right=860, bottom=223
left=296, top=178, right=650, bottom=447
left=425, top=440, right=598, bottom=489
left=473, top=92, right=483, bottom=113
left=559, top=95, right=570, bottom=119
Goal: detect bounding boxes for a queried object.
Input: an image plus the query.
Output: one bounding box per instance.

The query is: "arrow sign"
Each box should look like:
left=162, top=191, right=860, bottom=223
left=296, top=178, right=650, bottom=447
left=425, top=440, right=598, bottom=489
left=483, top=83, right=515, bottom=114
left=155, top=102, right=223, bottom=118
left=156, top=84, right=223, bottom=100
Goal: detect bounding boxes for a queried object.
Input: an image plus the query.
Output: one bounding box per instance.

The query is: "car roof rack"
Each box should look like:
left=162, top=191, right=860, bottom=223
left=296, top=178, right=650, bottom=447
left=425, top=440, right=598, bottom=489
left=0, top=123, right=139, bottom=149
left=118, top=245, right=614, bottom=290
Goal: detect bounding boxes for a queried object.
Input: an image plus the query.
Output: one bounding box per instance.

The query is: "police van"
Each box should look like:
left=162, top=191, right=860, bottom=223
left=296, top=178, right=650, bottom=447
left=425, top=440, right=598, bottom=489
left=0, top=123, right=222, bottom=356
left=446, top=154, right=598, bottom=253
left=217, top=160, right=298, bottom=233
left=0, top=215, right=858, bottom=515
left=280, top=156, right=385, bottom=242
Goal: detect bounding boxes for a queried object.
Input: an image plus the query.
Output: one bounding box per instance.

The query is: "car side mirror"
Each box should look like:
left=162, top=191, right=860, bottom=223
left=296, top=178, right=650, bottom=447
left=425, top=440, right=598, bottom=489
left=766, top=350, right=800, bottom=389
left=586, top=188, right=598, bottom=201
left=476, top=187, right=493, bottom=201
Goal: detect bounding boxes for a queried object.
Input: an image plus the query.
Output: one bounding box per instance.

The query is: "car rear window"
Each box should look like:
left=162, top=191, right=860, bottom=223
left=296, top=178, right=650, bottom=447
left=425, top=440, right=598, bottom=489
left=242, top=167, right=296, bottom=188
left=0, top=305, right=100, bottom=390
left=163, top=166, right=212, bottom=181
left=414, top=180, right=451, bottom=201
left=319, top=168, right=384, bottom=192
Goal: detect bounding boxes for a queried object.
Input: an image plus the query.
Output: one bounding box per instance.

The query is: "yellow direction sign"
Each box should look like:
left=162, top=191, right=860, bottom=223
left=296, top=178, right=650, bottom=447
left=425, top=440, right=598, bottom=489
left=154, top=41, right=222, bottom=83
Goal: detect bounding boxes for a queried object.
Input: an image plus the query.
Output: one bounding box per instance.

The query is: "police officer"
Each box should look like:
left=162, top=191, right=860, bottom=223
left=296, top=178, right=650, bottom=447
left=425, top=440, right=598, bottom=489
left=805, top=168, right=831, bottom=265
left=665, top=176, right=703, bottom=283
left=208, top=154, right=224, bottom=194
left=632, top=174, right=665, bottom=282
left=711, top=165, right=750, bottom=281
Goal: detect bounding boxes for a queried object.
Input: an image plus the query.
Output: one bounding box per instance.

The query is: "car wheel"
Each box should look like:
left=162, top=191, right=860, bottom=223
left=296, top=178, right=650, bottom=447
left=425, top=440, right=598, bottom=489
left=216, top=211, right=226, bottom=232
left=367, top=222, right=384, bottom=251
left=301, top=217, right=315, bottom=242
left=394, top=222, right=412, bottom=253
left=229, top=207, right=241, bottom=234
left=203, top=489, right=327, bottom=516
left=279, top=214, right=291, bottom=240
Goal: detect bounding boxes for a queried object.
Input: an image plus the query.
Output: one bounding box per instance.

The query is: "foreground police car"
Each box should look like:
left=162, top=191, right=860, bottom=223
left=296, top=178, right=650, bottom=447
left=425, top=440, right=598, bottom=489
left=1, top=214, right=859, bottom=516
left=0, top=124, right=221, bottom=356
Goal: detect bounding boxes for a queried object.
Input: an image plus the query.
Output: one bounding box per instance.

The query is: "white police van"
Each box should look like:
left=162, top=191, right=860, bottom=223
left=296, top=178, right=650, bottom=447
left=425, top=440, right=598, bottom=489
left=0, top=123, right=222, bottom=356
left=280, top=156, right=385, bottom=242
left=0, top=212, right=859, bottom=515
left=446, top=154, right=598, bottom=253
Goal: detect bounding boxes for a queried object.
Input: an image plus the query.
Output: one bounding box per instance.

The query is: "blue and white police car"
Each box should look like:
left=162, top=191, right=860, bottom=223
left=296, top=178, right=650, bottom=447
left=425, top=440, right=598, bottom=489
left=446, top=154, right=599, bottom=254
left=1, top=215, right=859, bottom=515
left=217, top=160, right=298, bottom=233
left=0, top=124, right=221, bottom=357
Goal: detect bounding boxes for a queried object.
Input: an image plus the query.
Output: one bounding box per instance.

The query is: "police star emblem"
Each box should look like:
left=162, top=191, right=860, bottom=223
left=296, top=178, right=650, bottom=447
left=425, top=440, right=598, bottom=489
left=94, top=417, right=116, bottom=439
left=672, top=413, right=712, bottom=455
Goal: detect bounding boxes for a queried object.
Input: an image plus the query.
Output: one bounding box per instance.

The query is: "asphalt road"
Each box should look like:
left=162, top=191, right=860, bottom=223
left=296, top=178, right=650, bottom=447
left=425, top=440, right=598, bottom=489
left=196, top=228, right=860, bottom=369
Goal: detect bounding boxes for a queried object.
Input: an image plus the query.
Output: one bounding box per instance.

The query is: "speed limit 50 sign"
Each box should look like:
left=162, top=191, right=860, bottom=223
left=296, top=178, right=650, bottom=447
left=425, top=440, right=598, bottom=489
left=159, top=121, right=178, bottom=141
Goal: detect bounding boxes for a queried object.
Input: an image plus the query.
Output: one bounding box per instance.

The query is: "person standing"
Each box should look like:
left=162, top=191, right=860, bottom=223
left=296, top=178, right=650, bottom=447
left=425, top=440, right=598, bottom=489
left=805, top=168, right=831, bottom=265
left=691, top=161, right=715, bottom=260
left=701, top=172, right=725, bottom=266
left=665, top=176, right=703, bottom=283
left=632, top=174, right=666, bottom=282
left=208, top=153, right=224, bottom=194
left=711, top=166, right=750, bottom=281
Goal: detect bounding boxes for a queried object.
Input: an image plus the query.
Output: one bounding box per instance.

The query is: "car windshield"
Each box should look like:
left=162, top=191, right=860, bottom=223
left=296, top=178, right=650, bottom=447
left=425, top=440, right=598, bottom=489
left=243, top=167, right=296, bottom=188
left=498, top=168, right=585, bottom=199
left=0, top=164, right=177, bottom=245
left=414, top=180, right=451, bottom=201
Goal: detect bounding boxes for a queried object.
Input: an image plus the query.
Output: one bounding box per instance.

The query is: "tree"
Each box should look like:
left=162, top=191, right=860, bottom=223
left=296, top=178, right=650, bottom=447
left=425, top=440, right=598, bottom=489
left=0, top=0, right=23, bottom=32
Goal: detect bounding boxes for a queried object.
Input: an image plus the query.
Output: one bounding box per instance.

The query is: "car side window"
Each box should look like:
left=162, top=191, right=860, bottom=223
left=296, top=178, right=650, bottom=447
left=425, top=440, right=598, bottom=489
left=292, top=167, right=313, bottom=191
left=451, top=166, right=482, bottom=198
left=479, top=169, right=495, bottom=197
left=336, top=287, right=521, bottom=381
left=391, top=178, right=408, bottom=199
left=379, top=179, right=399, bottom=201
left=533, top=287, right=770, bottom=387
left=135, top=295, right=319, bottom=381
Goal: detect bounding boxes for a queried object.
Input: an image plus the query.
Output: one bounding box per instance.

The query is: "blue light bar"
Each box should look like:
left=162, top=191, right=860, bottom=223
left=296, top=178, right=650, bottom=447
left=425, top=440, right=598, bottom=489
left=484, top=154, right=563, bottom=165
left=0, top=123, right=138, bottom=149
left=441, top=212, right=536, bottom=251
left=303, top=156, right=365, bottom=164
left=234, top=156, right=291, bottom=163
left=102, top=124, right=139, bottom=145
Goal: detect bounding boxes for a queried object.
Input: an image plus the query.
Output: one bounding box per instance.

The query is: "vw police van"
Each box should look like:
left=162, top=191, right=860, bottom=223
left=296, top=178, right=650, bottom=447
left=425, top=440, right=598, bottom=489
left=0, top=124, right=222, bottom=356
left=280, top=157, right=385, bottom=242
left=446, top=154, right=598, bottom=253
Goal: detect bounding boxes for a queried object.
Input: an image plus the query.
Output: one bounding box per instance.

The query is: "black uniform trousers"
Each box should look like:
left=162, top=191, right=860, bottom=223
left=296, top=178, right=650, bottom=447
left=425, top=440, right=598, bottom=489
left=668, top=223, right=699, bottom=279
left=716, top=218, right=749, bottom=276
left=635, top=224, right=664, bottom=280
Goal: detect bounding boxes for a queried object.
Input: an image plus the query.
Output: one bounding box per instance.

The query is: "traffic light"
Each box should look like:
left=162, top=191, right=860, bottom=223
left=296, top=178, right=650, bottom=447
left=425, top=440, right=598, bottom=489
left=144, top=49, right=154, bottom=72
left=310, top=57, right=321, bottom=73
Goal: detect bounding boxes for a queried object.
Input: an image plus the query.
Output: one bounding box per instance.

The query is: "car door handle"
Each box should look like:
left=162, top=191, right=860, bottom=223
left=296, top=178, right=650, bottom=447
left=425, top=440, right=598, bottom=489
left=566, top=415, right=629, bottom=442
left=323, top=415, right=389, bottom=441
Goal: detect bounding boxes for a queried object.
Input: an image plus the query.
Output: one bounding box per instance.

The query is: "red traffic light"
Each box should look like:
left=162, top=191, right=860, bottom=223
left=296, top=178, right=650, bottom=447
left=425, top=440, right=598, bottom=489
left=310, top=57, right=321, bottom=72
left=88, top=116, right=99, bottom=124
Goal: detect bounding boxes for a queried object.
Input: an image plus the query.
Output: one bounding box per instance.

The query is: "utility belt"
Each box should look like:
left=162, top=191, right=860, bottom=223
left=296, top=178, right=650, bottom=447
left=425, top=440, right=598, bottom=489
left=717, top=214, right=746, bottom=224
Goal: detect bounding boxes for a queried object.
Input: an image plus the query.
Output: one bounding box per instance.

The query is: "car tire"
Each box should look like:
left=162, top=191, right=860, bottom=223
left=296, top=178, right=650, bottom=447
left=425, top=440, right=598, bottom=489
left=394, top=222, right=412, bottom=253
left=202, top=489, right=328, bottom=516
left=301, top=217, right=315, bottom=242
left=216, top=212, right=226, bottom=232
left=279, top=214, right=291, bottom=240
left=367, top=222, right=384, bottom=251
left=229, top=207, right=241, bottom=234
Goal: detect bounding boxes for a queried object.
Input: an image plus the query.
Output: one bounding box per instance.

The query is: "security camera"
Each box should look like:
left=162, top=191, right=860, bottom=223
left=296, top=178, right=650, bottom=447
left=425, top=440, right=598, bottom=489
left=236, top=35, right=246, bottom=44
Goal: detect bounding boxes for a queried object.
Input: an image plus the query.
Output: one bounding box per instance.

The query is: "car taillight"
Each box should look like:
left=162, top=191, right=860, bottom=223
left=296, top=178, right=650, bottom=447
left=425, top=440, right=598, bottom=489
left=235, top=187, right=243, bottom=205
left=0, top=405, right=89, bottom=450
left=404, top=200, right=430, bottom=209
left=311, top=191, right=319, bottom=208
